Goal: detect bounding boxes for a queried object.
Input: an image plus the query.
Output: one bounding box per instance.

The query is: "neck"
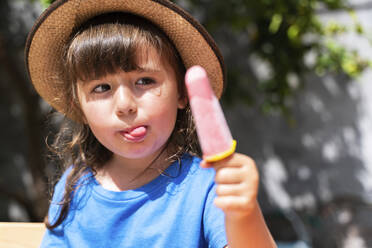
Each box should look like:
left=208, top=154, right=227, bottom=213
left=96, top=146, right=172, bottom=191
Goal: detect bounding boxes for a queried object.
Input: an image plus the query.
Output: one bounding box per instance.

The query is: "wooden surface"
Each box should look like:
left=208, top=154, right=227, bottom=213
left=0, top=222, right=45, bottom=248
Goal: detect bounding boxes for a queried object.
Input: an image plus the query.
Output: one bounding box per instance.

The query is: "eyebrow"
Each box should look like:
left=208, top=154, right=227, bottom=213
left=76, top=65, right=163, bottom=85
left=136, top=67, right=161, bottom=73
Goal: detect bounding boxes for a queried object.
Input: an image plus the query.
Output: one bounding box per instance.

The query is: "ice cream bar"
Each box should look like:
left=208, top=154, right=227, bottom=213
left=185, top=65, right=236, bottom=162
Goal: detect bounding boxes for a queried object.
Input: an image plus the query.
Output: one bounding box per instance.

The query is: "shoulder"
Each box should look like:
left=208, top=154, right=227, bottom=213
left=48, top=166, right=93, bottom=222
left=189, top=154, right=215, bottom=179
left=52, top=166, right=92, bottom=198
left=51, top=166, right=74, bottom=201
left=163, top=154, right=216, bottom=196
left=178, top=155, right=228, bottom=247
left=181, top=154, right=215, bottom=181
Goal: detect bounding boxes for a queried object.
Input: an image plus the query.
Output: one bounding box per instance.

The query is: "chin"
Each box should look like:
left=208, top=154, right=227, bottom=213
left=116, top=148, right=161, bottom=160
left=111, top=138, right=169, bottom=160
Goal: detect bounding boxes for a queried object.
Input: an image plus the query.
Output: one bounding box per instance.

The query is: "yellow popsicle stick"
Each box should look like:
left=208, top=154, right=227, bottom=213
left=203, top=140, right=237, bottom=162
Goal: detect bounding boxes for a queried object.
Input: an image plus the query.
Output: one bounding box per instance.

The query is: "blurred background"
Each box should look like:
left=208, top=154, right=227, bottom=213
left=1, top=0, right=372, bottom=247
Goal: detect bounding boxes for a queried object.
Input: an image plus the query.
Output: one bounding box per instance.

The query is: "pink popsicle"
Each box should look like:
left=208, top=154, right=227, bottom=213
left=185, top=65, right=236, bottom=162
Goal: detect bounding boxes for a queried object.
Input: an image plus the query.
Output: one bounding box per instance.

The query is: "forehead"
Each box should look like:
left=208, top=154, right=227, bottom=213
left=136, top=45, right=162, bottom=68
left=135, top=45, right=175, bottom=74
left=77, top=45, right=175, bottom=84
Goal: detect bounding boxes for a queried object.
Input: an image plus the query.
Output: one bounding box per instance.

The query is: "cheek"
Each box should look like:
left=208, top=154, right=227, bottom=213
left=149, top=99, right=179, bottom=131
left=82, top=102, right=111, bottom=126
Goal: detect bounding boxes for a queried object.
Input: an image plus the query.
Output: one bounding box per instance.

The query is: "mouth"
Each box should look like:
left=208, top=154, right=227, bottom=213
left=119, top=125, right=148, bottom=142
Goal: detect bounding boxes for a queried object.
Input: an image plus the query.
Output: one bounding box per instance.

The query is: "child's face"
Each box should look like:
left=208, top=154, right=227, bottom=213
left=76, top=46, right=186, bottom=162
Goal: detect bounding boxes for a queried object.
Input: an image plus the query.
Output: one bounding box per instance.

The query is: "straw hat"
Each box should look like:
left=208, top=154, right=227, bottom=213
left=25, top=0, right=226, bottom=120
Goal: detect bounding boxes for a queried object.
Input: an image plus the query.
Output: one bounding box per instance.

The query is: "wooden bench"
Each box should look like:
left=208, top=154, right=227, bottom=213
left=0, top=222, right=45, bottom=248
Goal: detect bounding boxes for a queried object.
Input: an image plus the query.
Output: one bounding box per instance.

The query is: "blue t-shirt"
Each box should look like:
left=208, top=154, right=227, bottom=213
left=41, top=154, right=227, bottom=248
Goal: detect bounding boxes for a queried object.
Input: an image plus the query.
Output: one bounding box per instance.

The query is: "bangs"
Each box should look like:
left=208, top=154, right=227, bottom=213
left=64, top=12, right=178, bottom=82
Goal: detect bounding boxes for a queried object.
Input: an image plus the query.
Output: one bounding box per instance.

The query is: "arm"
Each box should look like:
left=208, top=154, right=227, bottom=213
left=201, top=153, right=276, bottom=248
left=224, top=200, right=276, bottom=248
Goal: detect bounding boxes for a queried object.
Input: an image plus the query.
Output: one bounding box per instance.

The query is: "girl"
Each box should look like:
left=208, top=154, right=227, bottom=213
left=25, top=0, right=276, bottom=247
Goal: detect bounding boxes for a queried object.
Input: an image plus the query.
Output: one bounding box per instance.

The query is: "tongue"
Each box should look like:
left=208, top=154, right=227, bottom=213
left=128, top=126, right=147, bottom=137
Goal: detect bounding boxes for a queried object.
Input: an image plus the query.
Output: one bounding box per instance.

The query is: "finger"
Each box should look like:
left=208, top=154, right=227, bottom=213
left=214, top=167, right=244, bottom=184
left=200, top=158, right=241, bottom=169
left=201, top=152, right=240, bottom=169
left=214, top=196, right=256, bottom=213
left=215, top=184, right=244, bottom=196
left=212, top=153, right=255, bottom=170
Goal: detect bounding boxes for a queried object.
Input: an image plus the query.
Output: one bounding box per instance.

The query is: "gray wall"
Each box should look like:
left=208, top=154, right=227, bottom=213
left=225, top=2, right=372, bottom=247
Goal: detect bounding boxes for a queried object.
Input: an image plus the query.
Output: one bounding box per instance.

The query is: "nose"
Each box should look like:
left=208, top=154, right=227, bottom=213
left=115, top=86, right=137, bottom=116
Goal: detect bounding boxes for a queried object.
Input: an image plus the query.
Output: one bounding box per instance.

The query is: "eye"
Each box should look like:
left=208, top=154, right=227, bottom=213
left=92, top=84, right=111, bottom=93
left=136, top=77, right=156, bottom=86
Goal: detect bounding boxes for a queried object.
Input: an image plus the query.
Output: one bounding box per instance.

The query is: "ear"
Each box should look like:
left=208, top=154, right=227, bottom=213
left=177, top=95, right=188, bottom=109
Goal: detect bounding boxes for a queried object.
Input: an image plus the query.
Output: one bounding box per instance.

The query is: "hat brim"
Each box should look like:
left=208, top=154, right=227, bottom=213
left=25, top=0, right=226, bottom=120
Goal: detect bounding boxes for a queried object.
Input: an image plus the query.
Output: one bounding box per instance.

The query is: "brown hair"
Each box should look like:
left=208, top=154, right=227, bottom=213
left=45, top=12, right=200, bottom=229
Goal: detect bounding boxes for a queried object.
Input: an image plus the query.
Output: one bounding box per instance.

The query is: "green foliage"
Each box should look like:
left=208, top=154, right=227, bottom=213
left=174, top=0, right=372, bottom=115
left=40, top=0, right=51, bottom=8
left=34, top=0, right=55, bottom=8
left=38, top=0, right=372, bottom=115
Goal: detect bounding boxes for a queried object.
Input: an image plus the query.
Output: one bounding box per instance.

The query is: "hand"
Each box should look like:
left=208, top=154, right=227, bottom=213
left=201, top=153, right=259, bottom=219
